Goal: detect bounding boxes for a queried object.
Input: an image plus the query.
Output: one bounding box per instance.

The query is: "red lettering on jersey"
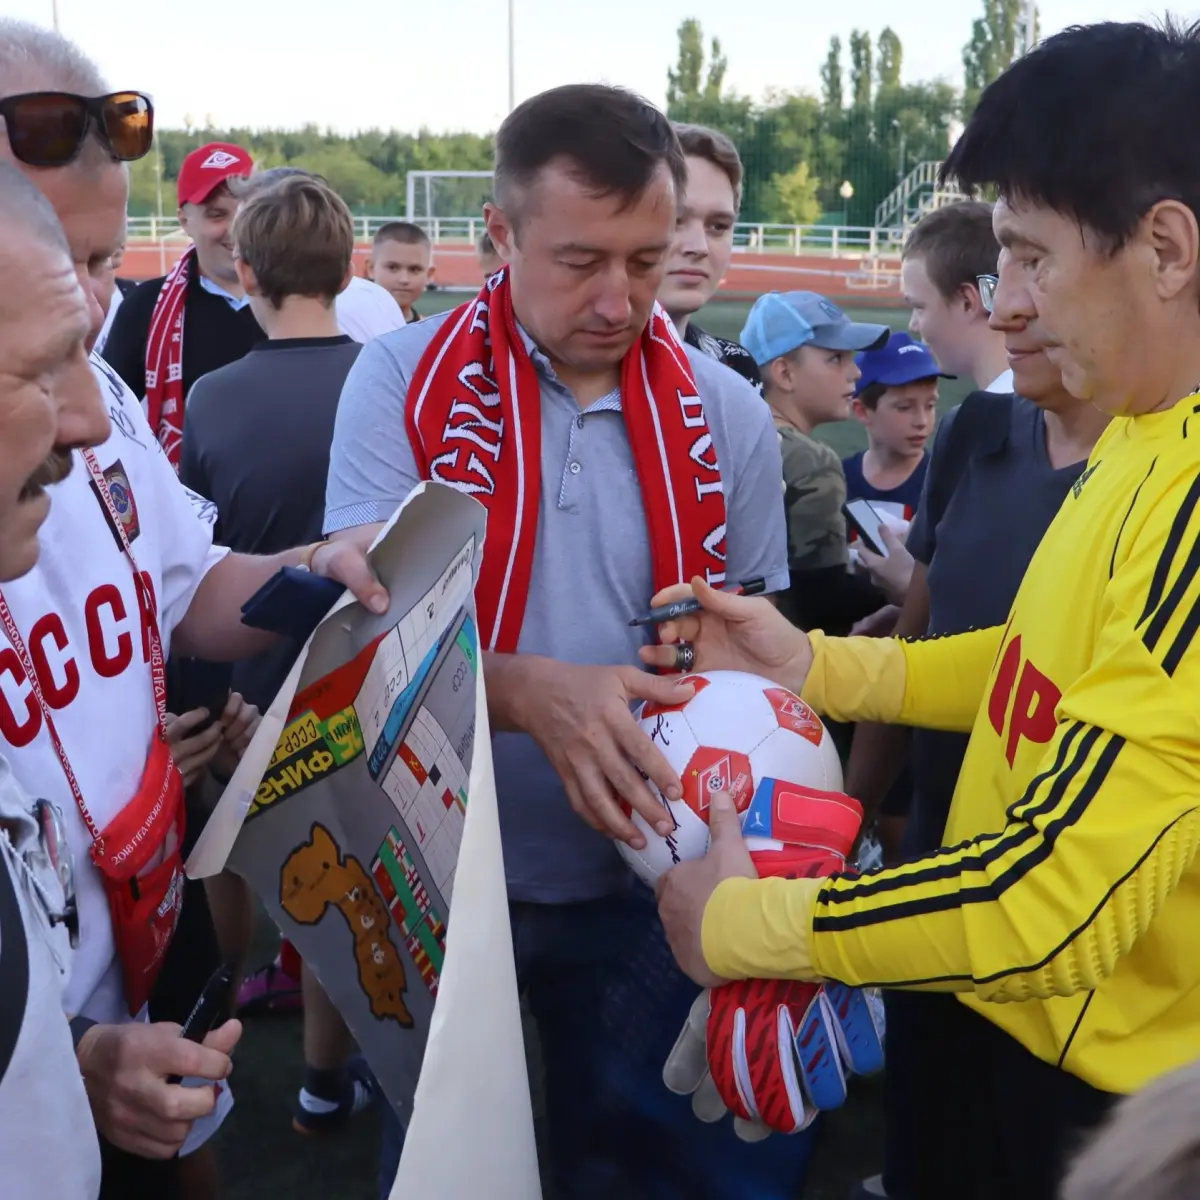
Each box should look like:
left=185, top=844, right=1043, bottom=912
left=1006, top=660, right=1060, bottom=766
left=989, top=634, right=1022, bottom=737
left=86, top=584, right=134, bottom=678
left=986, top=634, right=1062, bottom=766
left=0, top=648, right=40, bottom=746
left=28, top=613, right=79, bottom=709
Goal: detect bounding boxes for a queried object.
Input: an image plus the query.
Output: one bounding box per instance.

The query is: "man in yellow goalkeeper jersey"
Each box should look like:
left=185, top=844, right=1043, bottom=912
left=644, top=20, right=1200, bottom=1200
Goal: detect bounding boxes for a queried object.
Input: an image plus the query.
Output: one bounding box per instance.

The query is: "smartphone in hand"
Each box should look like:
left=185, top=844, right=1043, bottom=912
left=843, top=499, right=890, bottom=558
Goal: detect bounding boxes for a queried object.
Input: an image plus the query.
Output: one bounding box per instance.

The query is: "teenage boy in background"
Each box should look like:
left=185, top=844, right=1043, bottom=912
left=660, top=123, right=762, bottom=392
left=181, top=172, right=376, bottom=1137
left=901, top=201, right=1012, bottom=393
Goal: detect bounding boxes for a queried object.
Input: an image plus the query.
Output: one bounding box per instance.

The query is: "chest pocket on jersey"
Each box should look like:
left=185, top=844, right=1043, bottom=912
left=987, top=633, right=1063, bottom=766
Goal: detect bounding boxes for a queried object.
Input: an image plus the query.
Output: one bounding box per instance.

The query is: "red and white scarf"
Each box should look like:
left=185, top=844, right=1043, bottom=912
left=406, top=269, right=728, bottom=654
left=143, top=246, right=195, bottom=472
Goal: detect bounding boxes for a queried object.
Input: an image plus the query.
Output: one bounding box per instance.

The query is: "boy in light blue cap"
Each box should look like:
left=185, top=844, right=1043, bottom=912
left=739, top=291, right=890, bottom=633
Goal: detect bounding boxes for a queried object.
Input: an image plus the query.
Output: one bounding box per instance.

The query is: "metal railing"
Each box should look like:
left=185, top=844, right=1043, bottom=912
left=124, top=214, right=908, bottom=258
left=874, top=159, right=967, bottom=230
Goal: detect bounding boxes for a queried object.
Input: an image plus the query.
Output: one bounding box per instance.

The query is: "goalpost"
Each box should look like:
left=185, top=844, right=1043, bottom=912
left=405, top=170, right=495, bottom=225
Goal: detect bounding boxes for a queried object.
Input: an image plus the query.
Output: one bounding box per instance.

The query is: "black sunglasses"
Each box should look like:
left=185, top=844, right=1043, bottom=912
left=0, top=90, right=154, bottom=168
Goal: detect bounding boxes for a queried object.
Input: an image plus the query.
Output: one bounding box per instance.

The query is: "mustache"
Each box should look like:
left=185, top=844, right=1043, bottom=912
left=20, top=449, right=73, bottom=500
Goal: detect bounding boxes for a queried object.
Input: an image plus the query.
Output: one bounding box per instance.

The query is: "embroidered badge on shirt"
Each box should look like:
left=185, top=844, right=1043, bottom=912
left=89, top=459, right=141, bottom=547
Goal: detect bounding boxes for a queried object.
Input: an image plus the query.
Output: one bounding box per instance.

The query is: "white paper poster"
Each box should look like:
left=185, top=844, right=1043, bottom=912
left=187, top=482, right=541, bottom=1199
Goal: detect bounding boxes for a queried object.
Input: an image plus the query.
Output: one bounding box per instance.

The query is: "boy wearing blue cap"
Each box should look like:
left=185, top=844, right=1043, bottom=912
left=843, top=332, right=953, bottom=525
left=740, top=290, right=890, bottom=633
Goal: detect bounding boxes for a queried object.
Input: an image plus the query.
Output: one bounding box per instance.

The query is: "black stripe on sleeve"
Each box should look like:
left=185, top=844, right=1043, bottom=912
left=1109, top=458, right=1156, bottom=580
left=1143, top=524, right=1200, bottom=652
left=1137, top=470, right=1200, bottom=625
left=821, top=721, right=1090, bottom=907
left=1162, top=590, right=1200, bottom=677
left=836, top=805, right=1192, bottom=991
left=813, top=732, right=1123, bottom=932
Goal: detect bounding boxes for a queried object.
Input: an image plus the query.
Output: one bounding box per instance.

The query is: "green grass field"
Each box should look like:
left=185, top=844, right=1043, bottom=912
left=214, top=291, right=905, bottom=1200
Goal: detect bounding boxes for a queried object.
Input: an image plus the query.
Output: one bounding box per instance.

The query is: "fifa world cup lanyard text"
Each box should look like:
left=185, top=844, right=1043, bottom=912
left=0, top=449, right=169, bottom=850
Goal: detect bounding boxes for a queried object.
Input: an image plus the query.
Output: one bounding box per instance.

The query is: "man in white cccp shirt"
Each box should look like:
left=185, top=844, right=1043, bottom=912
left=0, top=20, right=389, bottom=1197
left=0, top=160, right=110, bottom=1200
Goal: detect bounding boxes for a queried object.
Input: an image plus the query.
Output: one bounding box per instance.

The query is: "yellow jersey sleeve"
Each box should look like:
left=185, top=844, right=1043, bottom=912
left=803, top=625, right=1002, bottom=732
left=809, top=485, right=1200, bottom=1000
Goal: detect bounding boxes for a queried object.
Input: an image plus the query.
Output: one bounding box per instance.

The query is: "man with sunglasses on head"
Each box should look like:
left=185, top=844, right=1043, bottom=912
left=0, top=159, right=110, bottom=1200
left=0, top=19, right=388, bottom=1199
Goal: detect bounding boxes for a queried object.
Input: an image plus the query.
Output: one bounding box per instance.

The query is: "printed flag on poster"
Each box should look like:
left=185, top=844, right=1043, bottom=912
left=186, top=483, right=542, bottom=1199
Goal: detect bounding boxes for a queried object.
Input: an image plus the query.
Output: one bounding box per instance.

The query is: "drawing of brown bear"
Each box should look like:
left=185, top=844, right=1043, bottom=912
left=280, top=823, right=413, bottom=1027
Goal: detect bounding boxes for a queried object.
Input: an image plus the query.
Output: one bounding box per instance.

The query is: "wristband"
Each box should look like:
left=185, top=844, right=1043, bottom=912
left=297, top=540, right=329, bottom=572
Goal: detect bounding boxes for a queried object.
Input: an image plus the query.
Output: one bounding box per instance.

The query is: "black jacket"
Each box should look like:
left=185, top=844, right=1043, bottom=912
left=102, top=268, right=265, bottom=401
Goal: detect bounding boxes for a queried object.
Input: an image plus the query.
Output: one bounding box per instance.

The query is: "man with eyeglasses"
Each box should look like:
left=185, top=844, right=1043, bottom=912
left=0, top=19, right=388, bottom=1198
left=0, top=161, right=110, bottom=1200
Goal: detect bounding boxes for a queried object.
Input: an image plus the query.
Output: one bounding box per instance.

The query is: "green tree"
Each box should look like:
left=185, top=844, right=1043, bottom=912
left=849, top=30, right=873, bottom=111
left=667, top=18, right=727, bottom=107
left=820, top=36, right=844, bottom=113
left=877, top=27, right=903, bottom=91
left=963, top=0, right=1038, bottom=113
left=763, top=161, right=822, bottom=225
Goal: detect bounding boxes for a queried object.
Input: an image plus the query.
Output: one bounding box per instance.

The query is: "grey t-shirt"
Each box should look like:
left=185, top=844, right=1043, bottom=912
left=0, top=756, right=101, bottom=1199
left=325, top=313, right=789, bottom=902
left=905, top=393, right=1087, bottom=852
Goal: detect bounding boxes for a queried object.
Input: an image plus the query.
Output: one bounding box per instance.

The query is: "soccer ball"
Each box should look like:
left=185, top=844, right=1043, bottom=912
left=617, top=670, right=844, bottom=887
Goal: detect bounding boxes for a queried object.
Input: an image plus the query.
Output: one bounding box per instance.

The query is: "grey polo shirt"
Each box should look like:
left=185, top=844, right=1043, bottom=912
left=325, top=311, right=788, bottom=903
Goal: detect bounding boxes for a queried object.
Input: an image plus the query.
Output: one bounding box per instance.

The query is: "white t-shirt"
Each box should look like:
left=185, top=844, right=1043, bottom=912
left=93, top=283, right=124, bottom=358
left=0, top=356, right=227, bottom=1023
left=984, top=368, right=1015, bottom=393
left=336, top=275, right=406, bottom=343
left=0, top=756, right=101, bottom=1199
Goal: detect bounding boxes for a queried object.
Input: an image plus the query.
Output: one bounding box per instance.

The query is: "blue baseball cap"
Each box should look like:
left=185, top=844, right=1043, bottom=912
left=740, top=291, right=891, bottom=367
left=854, top=332, right=954, bottom=397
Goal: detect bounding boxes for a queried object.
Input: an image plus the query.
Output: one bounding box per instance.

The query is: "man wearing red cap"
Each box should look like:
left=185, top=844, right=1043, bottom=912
left=104, top=141, right=262, bottom=469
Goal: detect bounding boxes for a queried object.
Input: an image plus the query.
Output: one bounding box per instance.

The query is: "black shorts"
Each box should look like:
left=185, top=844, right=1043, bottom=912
left=880, top=991, right=1116, bottom=1200
left=99, top=1138, right=180, bottom=1200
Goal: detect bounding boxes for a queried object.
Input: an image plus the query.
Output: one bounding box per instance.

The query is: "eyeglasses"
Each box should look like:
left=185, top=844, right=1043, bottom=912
left=0, top=91, right=154, bottom=168
left=21, top=799, right=79, bottom=949
left=977, top=274, right=999, bottom=314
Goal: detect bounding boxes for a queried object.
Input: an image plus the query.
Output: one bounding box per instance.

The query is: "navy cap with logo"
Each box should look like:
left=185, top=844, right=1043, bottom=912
left=853, top=331, right=955, bottom=396
left=739, top=291, right=891, bottom=367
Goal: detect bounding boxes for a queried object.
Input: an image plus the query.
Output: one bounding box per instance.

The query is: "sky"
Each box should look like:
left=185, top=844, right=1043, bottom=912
left=13, top=0, right=1188, bottom=135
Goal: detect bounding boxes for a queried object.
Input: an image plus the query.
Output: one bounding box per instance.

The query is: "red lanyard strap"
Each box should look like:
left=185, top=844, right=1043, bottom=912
left=0, top=450, right=169, bottom=853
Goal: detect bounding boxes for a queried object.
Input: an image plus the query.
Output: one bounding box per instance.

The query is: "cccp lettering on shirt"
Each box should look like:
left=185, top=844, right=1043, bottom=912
left=0, top=355, right=227, bottom=1023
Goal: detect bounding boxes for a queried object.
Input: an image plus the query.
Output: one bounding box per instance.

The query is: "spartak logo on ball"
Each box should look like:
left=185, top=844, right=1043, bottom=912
left=617, top=670, right=844, bottom=887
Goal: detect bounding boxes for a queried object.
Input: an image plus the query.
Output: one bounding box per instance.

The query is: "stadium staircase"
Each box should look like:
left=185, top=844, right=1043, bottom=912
left=873, top=161, right=968, bottom=238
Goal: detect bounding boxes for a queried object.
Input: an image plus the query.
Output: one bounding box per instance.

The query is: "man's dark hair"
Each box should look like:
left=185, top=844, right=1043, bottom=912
left=493, top=83, right=686, bottom=224
left=942, top=20, right=1200, bottom=250
left=903, top=201, right=998, bottom=302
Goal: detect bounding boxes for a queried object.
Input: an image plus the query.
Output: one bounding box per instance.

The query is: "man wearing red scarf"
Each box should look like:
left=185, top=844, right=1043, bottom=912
left=326, top=85, right=806, bottom=1198
left=103, top=141, right=260, bottom=467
